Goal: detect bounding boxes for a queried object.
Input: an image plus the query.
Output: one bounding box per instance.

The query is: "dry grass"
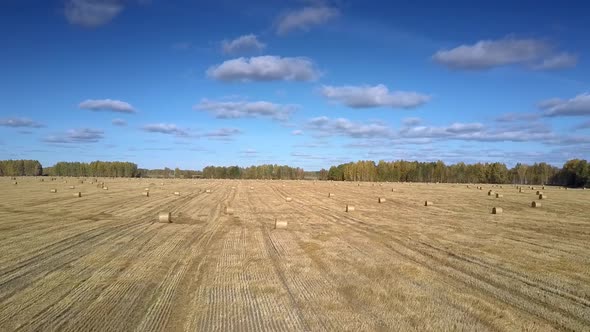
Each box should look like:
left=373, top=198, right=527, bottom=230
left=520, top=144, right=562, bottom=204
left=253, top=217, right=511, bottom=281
left=0, top=178, right=588, bottom=331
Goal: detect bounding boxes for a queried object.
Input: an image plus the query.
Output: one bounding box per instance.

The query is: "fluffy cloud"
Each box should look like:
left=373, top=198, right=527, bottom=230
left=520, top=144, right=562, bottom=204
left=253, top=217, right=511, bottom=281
left=306, top=116, right=393, bottom=139
left=43, top=128, right=104, bottom=143
left=206, top=56, right=319, bottom=82
left=0, top=117, right=44, bottom=128
left=292, top=130, right=304, bottom=135
left=495, top=112, right=540, bottom=122
left=79, top=99, right=136, bottom=113
left=532, top=52, right=578, bottom=70
left=111, top=118, right=127, bottom=126
left=538, top=92, right=590, bottom=117
left=305, top=116, right=565, bottom=143
left=222, top=34, right=266, bottom=55
left=320, top=84, right=430, bottom=109
left=64, top=0, right=124, bottom=27
left=276, top=6, right=339, bottom=35
left=433, top=37, right=576, bottom=70
left=142, top=123, right=188, bottom=136
left=203, top=128, right=242, bottom=138
left=194, top=99, right=296, bottom=121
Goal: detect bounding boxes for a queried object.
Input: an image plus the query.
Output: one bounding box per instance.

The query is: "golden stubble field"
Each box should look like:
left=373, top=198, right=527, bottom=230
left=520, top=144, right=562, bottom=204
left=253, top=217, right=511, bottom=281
left=0, top=177, right=589, bottom=331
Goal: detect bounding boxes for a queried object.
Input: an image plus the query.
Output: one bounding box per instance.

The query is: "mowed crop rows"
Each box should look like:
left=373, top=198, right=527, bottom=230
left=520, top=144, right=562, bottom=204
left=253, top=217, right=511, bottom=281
left=0, top=178, right=589, bottom=331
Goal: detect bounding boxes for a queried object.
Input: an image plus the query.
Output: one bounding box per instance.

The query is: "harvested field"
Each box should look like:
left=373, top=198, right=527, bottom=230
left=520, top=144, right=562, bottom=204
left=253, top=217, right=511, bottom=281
left=0, top=178, right=589, bottom=331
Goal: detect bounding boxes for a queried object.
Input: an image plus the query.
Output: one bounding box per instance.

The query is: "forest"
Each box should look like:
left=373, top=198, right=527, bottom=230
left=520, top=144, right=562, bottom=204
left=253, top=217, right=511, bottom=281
left=1, top=159, right=588, bottom=187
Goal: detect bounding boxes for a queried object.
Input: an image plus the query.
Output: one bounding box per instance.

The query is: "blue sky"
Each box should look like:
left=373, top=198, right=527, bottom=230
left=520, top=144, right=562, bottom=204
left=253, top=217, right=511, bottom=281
left=1, top=0, right=589, bottom=170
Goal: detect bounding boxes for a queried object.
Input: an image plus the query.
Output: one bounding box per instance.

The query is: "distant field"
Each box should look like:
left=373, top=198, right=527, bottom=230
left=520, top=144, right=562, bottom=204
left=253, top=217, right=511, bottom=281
left=0, top=177, right=589, bottom=331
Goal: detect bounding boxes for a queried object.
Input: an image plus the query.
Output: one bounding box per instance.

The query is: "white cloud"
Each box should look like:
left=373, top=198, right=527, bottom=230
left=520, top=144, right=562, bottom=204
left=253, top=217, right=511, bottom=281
left=306, top=116, right=393, bottom=138
left=206, top=56, right=319, bottom=82
left=432, top=37, right=576, bottom=70
left=532, top=52, right=578, bottom=70
left=203, top=128, right=242, bottom=137
left=320, top=84, right=430, bottom=109
left=64, top=0, right=124, bottom=27
left=79, top=99, right=136, bottom=113
left=0, top=117, right=44, bottom=128
left=402, top=117, right=422, bottom=126
left=111, top=118, right=127, bottom=126
left=538, top=92, right=590, bottom=117
left=495, top=112, right=540, bottom=122
left=222, top=34, right=266, bottom=55
left=292, top=130, right=304, bottom=135
left=276, top=6, right=339, bottom=35
left=43, top=128, right=104, bottom=143
left=142, top=123, right=188, bottom=136
left=194, top=99, right=296, bottom=121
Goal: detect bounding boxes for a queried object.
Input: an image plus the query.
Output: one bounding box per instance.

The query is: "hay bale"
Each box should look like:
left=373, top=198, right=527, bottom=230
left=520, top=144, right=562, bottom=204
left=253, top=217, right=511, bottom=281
left=488, top=190, right=493, bottom=196
left=102, top=186, right=108, bottom=190
left=250, top=186, right=254, bottom=190
left=143, top=191, right=149, bottom=197
left=225, top=207, right=234, bottom=215
left=346, top=204, right=355, bottom=212
left=50, top=189, right=57, bottom=193
left=74, top=192, right=82, bottom=197
left=378, top=197, right=386, bottom=203
left=519, top=188, right=523, bottom=193
left=531, top=201, right=541, bottom=208
left=275, top=219, right=288, bottom=229
left=205, top=189, right=211, bottom=193
left=496, top=193, right=503, bottom=198
left=328, top=193, right=334, bottom=197
left=542, top=186, right=545, bottom=190
left=144, top=188, right=150, bottom=191
left=539, top=194, right=546, bottom=199
left=285, top=197, right=293, bottom=202
left=492, top=207, right=503, bottom=214
left=424, top=201, right=433, bottom=206
left=158, top=212, right=171, bottom=223
left=69, top=185, right=75, bottom=189
left=12, top=181, right=17, bottom=185
left=174, top=191, right=180, bottom=196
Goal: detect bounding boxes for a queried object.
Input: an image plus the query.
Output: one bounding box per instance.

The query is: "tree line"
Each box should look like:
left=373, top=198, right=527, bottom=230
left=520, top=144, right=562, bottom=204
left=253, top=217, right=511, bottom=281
left=202, top=164, right=305, bottom=180
left=320, top=159, right=589, bottom=187
left=2, top=159, right=588, bottom=187
left=44, top=161, right=139, bottom=177
left=0, top=160, right=42, bottom=176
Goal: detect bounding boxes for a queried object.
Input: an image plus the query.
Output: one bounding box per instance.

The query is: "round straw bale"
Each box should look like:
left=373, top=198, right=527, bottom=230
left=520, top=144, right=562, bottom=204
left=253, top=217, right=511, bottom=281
left=143, top=191, right=150, bottom=197
left=531, top=201, right=541, bottom=208
left=50, top=189, right=57, bottom=193
left=275, top=219, right=287, bottom=229
left=492, top=207, right=503, bottom=214
left=519, top=188, right=523, bottom=193
left=536, top=191, right=543, bottom=195
left=496, top=193, right=503, bottom=198
left=74, top=192, right=82, bottom=197
left=225, top=207, right=234, bottom=215
left=285, top=197, right=292, bottom=202
left=488, top=190, right=493, bottom=196
left=69, top=185, right=75, bottom=189
left=102, top=186, right=108, bottom=190
left=424, top=201, right=433, bottom=206
left=539, top=194, right=546, bottom=199
left=205, top=189, right=211, bottom=193
left=12, top=181, right=17, bottom=185
left=174, top=191, right=180, bottom=196
left=158, top=212, right=171, bottom=223
left=328, top=193, right=334, bottom=197
left=250, top=186, right=254, bottom=190
left=144, top=188, right=150, bottom=191
left=346, top=204, right=355, bottom=212
left=378, top=197, right=386, bottom=203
